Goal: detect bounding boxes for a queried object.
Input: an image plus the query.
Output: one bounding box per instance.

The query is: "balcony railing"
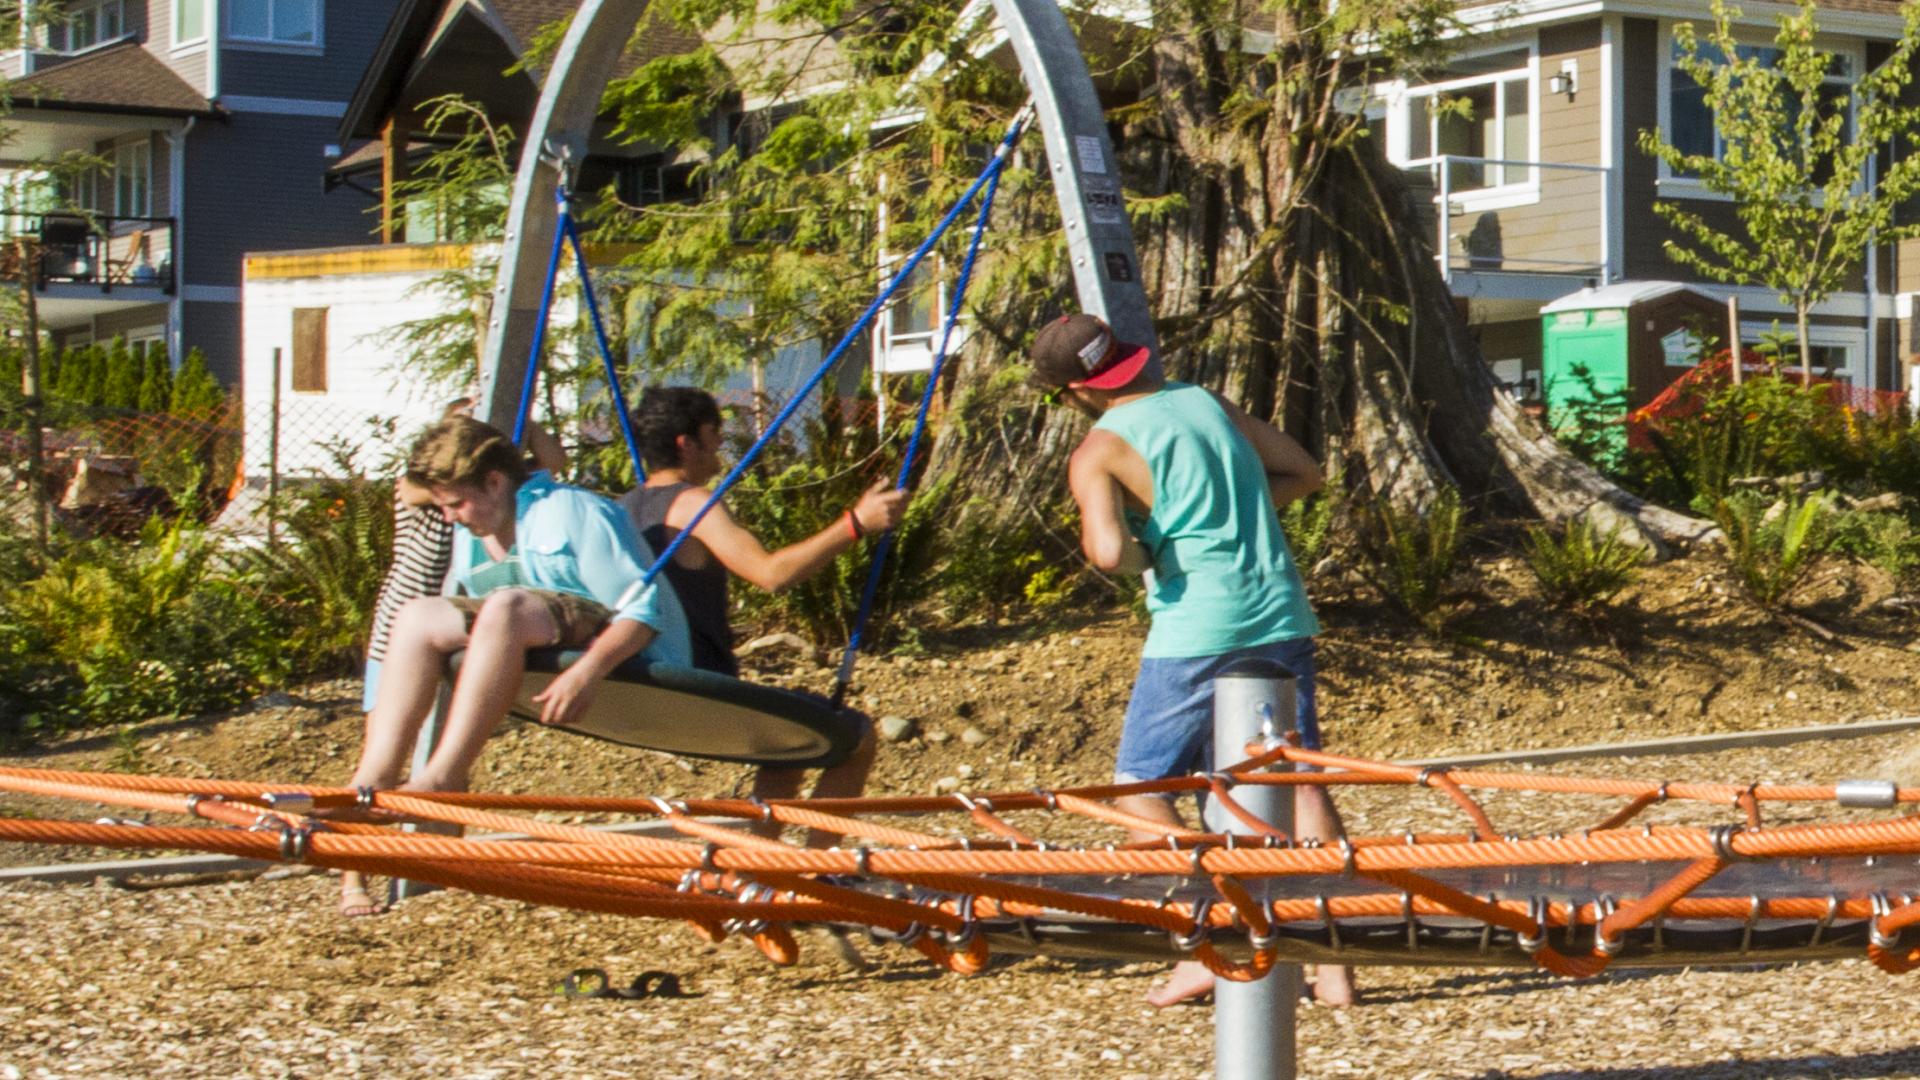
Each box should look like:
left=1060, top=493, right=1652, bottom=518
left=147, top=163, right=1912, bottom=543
left=1400, top=156, right=1613, bottom=286
left=0, top=212, right=176, bottom=295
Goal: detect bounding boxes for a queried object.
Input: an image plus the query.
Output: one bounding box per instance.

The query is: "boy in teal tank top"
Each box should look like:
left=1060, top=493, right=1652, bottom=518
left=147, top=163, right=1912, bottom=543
left=1030, top=312, right=1355, bottom=1007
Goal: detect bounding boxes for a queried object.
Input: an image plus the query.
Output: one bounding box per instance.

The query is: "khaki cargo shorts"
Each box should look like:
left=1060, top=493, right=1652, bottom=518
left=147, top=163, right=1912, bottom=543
left=447, top=589, right=612, bottom=648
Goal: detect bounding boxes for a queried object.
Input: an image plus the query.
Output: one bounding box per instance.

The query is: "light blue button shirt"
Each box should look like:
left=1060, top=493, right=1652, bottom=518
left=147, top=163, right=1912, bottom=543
left=450, top=472, right=691, bottom=665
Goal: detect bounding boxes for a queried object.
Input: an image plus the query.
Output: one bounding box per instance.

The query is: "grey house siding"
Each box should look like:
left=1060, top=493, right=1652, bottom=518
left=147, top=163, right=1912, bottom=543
left=220, top=3, right=393, bottom=101
left=180, top=298, right=241, bottom=380
left=178, top=111, right=378, bottom=381
left=183, top=113, right=372, bottom=288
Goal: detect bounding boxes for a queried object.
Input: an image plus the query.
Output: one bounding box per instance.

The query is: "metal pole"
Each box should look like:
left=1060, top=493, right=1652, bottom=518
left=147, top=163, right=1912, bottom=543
left=1726, top=294, right=1743, bottom=385
left=16, top=237, right=48, bottom=547
left=1207, top=658, right=1299, bottom=1080
left=267, top=346, right=281, bottom=546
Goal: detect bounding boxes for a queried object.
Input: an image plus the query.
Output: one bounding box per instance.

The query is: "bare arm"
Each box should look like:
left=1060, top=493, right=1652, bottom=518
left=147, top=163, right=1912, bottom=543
left=681, top=477, right=907, bottom=593
left=395, top=474, right=435, bottom=508
left=1068, top=435, right=1150, bottom=575
left=525, top=423, right=569, bottom=475
left=1211, top=391, right=1323, bottom=507
left=530, top=618, right=655, bottom=726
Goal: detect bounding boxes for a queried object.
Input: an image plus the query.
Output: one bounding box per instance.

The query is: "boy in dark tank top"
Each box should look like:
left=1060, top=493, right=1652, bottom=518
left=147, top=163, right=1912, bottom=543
left=619, top=387, right=907, bottom=836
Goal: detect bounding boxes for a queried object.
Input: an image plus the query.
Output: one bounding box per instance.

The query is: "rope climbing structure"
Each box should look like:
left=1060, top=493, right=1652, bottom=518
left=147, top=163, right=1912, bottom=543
left=9, top=741, right=1920, bottom=979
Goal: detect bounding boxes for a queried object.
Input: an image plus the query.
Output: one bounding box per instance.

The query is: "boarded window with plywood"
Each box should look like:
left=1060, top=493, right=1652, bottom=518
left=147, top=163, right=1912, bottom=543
left=291, top=307, right=328, bottom=392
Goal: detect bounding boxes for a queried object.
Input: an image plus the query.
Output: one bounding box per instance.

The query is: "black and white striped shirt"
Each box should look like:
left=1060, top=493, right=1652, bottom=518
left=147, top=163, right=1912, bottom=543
left=366, top=495, right=455, bottom=663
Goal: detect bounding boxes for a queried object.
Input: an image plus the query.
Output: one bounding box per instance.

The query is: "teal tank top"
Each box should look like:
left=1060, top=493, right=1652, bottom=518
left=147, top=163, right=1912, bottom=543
left=1093, top=381, right=1320, bottom=658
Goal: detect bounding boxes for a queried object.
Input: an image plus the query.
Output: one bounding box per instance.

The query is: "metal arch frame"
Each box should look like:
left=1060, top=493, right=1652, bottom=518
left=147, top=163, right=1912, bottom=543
left=473, top=0, right=1280, bottom=1073
left=476, top=0, right=1161, bottom=425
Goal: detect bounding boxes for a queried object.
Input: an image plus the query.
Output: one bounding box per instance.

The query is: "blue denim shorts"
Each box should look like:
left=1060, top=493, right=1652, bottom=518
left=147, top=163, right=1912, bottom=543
left=1113, top=636, right=1318, bottom=785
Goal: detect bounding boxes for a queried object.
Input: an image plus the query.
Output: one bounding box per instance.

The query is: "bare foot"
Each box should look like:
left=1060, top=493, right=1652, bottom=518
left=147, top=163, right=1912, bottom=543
left=339, top=872, right=389, bottom=918
left=1145, top=960, right=1215, bottom=1008
left=1310, top=964, right=1357, bottom=1006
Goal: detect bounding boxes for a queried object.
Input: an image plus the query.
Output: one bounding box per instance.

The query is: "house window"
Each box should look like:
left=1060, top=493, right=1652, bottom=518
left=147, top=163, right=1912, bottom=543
left=228, top=0, right=318, bottom=45
left=64, top=0, right=124, bottom=51
left=291, top=308, right=328, bottom=393
left=1392, top=49, right=1535, bottom=195
left=113, top=141, right=150, bottom=217
left=1666, top=39, right=1855, bottom=180
left=175, top=0, right=207, bottom=43
left=872, top=257, right=963, bottom=374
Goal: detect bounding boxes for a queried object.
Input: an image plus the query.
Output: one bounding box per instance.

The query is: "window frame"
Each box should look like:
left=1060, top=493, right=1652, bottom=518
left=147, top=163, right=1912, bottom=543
left=1655, top=21, right=1864, bottom=200
left=1384, top=42, right=1542, bottom=214
left=173, top=0, right=209, bottom=48
left=112, top=138, right=151, bottom=219
left=1736, top=318, right=1866, bottom=384
left=224, top=0, right=323, bottom=50
left=62, top=0, right=127, bottom=53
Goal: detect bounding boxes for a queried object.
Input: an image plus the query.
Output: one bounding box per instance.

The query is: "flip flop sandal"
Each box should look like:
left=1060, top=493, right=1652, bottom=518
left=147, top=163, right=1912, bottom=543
left=559, top=968, right=692, bottom=1000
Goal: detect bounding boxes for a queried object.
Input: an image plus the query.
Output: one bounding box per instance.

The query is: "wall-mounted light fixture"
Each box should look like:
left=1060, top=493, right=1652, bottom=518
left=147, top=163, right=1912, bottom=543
left=1548, top=59, right=1578, bottom=98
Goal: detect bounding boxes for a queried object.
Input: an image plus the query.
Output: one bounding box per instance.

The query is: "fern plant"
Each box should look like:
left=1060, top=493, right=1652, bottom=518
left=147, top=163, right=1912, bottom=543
left=1358, top=486, right=1468, bottom=634
left=1280, top=482, right=1338, bottom=573
left=1523, top=518, right=1646, bottom=615
left=1712, top=490, right=1836, bottom=610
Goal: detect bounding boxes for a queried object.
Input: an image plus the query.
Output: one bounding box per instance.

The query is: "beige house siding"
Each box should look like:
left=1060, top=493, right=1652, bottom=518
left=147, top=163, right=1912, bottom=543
left=93, top=303, right=171, bottom=340
left=1440, top=23, right=1608, bottom=276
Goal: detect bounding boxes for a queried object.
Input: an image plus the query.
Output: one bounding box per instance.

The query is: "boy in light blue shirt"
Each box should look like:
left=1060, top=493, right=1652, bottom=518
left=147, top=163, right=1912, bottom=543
left=336, top=416, right=688, bottom=917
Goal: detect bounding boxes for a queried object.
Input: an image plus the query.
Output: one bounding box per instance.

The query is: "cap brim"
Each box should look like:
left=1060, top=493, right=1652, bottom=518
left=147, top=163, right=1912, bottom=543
left=1075, top=341, right=1151, bottom=390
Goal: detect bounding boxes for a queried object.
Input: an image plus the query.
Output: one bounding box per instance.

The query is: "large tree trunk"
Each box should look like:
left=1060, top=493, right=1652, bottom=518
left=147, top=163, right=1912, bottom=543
left=930, top=2, right=1714, bottom=556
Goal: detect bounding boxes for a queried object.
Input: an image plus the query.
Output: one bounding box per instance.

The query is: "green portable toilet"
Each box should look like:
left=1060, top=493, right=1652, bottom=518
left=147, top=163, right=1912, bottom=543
left=1540, top=282, right=1724, bottom=447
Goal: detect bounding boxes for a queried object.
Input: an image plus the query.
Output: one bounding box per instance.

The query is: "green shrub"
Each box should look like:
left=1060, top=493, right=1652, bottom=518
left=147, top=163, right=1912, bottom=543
left=234, top=470, right=396, bottom=673
left=1712, top=490, right=1836, bottom=610
left=1833, top=509, right=1920, bottom=590
left=168, top=348, right=225, bottom=418
left=1358, top=486, right=1468, bottom=634
left=1523, top=517, right=1646, bottom=615
left=102, top=336, right=140, bottom=411
left=137, top=343, right=172, bottom=414
left=1280, top=483, right=1337, bottom=573
left=2, top=516, right=283, bottom=733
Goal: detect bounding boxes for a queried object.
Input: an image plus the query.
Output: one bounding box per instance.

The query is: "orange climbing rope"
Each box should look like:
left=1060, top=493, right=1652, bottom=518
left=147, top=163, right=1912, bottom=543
left=5, top=744, right=1920, bottom=981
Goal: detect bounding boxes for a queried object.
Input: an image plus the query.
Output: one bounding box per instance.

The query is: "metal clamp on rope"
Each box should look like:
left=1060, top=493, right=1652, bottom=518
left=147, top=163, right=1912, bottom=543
left=1593, top=896, right=1621, bottom=957
left=868, top=921, right=926, bottom=948
left=262, top=792, right=314, bottom=815
left=1517, top=897, right=1550, bottom=954
left=356, top=786, right=376, bottom=810
left=1709, top=824, right=1750, bottom=861
left=1186, top=843, right=1216, bottom=877
left=278, top=824, right=312, bottom=863
left=1415, top=766, right=1449, bottom=788
left=1170, top=897, right=1213, bottom=953
left=1337, top=837, right=1357, bottom=878
left=700, top=842, right=720, bottom=873
left=1207, top=770, right=1236, bottom=790
left=1315, top=895, right=1343, bottom=951
left=937, top=895, right=980, bottom=949
left=746, top=796, right=773, bottom=824
left=727, top=882, right=772, bottom=937
left=1836, top=779, right=1899, bottom=809
left=1870, top=893, right=1905, bottom=950
left=1031, top=789, right=1058, bottom=811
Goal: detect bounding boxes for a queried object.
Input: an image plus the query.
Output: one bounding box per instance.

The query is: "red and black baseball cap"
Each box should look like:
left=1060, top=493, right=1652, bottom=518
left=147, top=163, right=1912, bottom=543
left=1028, top=313, right=1152, bottom=391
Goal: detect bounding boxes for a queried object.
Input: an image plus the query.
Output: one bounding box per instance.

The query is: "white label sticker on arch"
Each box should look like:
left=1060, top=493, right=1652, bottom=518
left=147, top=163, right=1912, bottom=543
left=1075, top=134, right=1108, bottom=174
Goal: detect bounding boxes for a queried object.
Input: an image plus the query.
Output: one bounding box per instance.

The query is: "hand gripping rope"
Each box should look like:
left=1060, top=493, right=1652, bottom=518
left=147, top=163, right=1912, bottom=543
left=637, top=107, right=1036, bottom=607
left=506, top=105, right=1036, bottom=682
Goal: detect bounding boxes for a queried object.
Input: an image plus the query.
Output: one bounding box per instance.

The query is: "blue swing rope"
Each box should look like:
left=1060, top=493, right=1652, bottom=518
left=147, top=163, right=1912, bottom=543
left=506, top=106, right=1034, bottom=707
left=636, top=106, right=1032, bottom=594
left=830, top=113, right=1017, bottom=705
left=512, top=186, right=649, bottom=484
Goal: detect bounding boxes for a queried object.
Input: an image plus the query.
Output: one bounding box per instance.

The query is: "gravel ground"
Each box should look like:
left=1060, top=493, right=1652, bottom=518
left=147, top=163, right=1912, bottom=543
left=5, top=729, right=1920, bottom=1078
left=4, top=553, right=1919, bottom=1079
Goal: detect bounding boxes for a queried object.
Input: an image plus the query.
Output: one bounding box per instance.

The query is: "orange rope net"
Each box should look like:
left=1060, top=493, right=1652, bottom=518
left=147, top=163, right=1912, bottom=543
left=6, top=744, right=1920, bottom=981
